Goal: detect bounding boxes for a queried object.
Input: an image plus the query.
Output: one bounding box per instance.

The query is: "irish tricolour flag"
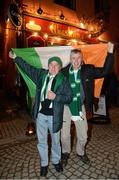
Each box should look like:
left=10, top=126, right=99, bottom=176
left=12, top=46, right=72, bottom=98
left=12, top=44, right=108, bottom=107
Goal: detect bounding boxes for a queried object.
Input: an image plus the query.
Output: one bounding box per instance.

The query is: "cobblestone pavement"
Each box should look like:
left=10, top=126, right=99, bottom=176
left=0, top=107, right=119, bottom=179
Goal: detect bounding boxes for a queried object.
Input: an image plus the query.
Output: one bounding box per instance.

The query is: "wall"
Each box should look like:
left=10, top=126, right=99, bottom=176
left=22, top=0, right=80, bottom=25
left=0, top=0, right=17, bottom=89
left=76, top=0, right=94, bottom=18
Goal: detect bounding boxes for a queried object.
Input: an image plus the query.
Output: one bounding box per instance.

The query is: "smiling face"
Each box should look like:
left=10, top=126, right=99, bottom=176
left=70, top=50, right=83, bottom=70
left=48, top=61, right=61, bottom=75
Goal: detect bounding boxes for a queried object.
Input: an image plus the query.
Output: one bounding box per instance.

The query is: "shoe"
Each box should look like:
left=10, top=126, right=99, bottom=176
left=62, top=153, right=70, bottom=167
left=53, top=162, right=63, bottom=172
left=77, top=154, right=90, bottom=164
left=40, top=166, right=48, bottom=177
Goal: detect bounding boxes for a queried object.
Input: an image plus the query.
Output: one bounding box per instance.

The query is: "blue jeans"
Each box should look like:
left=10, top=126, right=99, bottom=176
left=36, top=112, right=61, bottom=167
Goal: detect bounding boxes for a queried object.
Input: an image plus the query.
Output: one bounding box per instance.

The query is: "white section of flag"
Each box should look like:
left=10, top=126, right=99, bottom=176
left=35, top=46, right=73, bottom=69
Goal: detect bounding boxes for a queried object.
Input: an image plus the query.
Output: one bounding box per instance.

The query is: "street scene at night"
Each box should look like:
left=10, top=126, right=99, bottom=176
left=0, top=96, right=119, bottom=179
left=0, top=0, right=119, bottom=179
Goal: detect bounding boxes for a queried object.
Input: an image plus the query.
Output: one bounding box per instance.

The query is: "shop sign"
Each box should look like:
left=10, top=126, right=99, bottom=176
left=49, top=23, right=83, bottom=39
left=24, top=16, right=87, bottom=39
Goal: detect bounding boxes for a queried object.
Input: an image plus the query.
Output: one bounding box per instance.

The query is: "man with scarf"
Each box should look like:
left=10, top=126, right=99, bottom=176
left=9, top=52, right=73, bottom=177
left=61, top=42, right=114, bottom=166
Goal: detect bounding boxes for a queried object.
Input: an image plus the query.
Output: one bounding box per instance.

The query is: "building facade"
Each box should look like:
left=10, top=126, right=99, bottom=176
left=0, top=0, right=119, bottom=90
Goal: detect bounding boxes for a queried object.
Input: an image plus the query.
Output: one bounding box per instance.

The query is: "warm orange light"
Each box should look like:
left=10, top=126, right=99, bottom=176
left=29, top=20, right=35, bottom=25
left=55, top=37, right=61, bottom=42
left=70, top=39, right=77, bottom=43
left=88, top=24, right=94, bottom=32
left=51, top=41, right=54, bottom=45
left=26, top=122, right=36, bottom=136
left=67, top=41, right=71, bottom=45
left=33, top=32, right=38, bottom=36
left=28, top=130, right=34, bottom=134
left=55, top=16, right=59, bottom=20
left=49, top=24, right=54, bottom=30
left=88, top=34, right=91, bottom=38
left=26, top=21, right=41, bottom=31
left=43, top=33, right=48, bottom=39
left=7, top=18, right=10, bottom=23
left=68, top=30, right=73, bottom=36
left=79, top=22, right=85, bottom=29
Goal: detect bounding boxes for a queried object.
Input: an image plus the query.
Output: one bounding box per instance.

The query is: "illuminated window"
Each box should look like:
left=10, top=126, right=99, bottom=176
left=54, top=0, right=76, bottom=10
left=95, top=0, right=110, bottom=22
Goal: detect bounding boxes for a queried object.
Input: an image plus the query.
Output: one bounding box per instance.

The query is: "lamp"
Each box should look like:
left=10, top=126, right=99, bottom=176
left=37, top=7, right=43, bottom=15
left=26, top=122, right=36, bottom=136
left=60, top=10, right=65, bottom=20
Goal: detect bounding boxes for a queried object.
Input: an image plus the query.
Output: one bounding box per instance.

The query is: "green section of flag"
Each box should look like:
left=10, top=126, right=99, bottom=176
left=12, top=48, right=42, bottom=68
left=12, top=48, right=42, bottom=111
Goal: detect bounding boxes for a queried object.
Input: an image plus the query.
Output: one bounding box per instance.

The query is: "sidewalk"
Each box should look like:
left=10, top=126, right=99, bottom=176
left=0, top=89, right=36, bottom=143
left=0, top=106, right=119, bottom=179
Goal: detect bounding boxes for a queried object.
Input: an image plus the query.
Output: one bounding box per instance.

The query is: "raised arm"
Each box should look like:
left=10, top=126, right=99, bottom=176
left=93, top=42, right=114, bottom=79
left=9, top=51, right=44, bottom=84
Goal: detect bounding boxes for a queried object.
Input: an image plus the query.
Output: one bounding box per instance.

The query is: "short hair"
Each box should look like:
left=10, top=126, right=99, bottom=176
left=70, top=49, right=83, bottom=58
left=70, top=49, right=82, bottom=54
left=70, top=48, right=84, bottom=65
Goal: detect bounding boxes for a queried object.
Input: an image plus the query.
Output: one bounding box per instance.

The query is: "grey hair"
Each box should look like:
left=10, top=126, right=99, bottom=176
left=70, top=49, right=85, bottom=65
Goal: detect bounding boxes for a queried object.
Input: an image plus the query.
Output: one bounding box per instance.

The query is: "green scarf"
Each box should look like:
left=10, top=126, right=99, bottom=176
left=41, top=72, right=64, bottom=101
left=68, top=66, right=82, bottom=116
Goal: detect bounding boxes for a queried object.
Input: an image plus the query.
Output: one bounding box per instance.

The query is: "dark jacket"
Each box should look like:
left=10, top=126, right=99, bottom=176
left=62, top=53, right=114, bottom=113
left=14, top=57, right=73, bottom=133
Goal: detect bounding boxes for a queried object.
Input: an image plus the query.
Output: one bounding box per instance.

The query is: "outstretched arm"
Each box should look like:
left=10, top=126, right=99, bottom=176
left=94, top=42, right=114, bottom=79
left=9, top=50, right=43, bottom=84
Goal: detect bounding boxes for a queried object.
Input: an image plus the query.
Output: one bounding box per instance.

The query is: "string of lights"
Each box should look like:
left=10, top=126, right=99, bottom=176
left=20, top=1, right=105, bottom=37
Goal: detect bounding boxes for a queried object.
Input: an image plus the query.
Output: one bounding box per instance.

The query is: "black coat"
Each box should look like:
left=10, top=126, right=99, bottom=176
left=14, top=57, right=73, bottom=133
left=62, top=53, right=114, bottom=113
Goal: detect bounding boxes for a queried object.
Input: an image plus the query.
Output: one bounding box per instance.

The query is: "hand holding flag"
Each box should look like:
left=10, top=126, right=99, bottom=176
left=107, top=42, right=114, bottom=53
left=9, top=50, right=16, bottom=59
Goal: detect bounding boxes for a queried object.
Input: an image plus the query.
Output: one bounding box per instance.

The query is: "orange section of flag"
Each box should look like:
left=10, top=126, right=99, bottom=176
left=77, top=43, right=108, bottom=97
